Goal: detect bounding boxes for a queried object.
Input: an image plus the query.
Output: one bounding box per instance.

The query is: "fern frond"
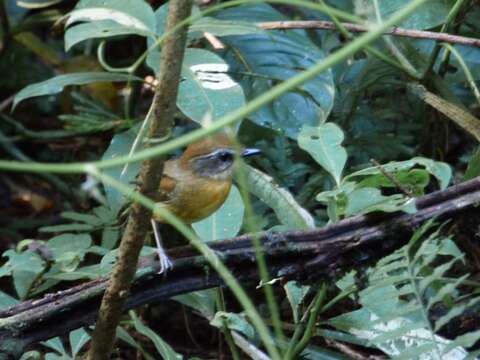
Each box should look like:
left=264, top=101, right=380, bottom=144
left=327, top=221, right=480, bottom=359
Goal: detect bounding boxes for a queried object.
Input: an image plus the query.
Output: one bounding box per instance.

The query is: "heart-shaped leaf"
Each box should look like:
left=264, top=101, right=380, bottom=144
left=298, top=123, right=347, bottom=185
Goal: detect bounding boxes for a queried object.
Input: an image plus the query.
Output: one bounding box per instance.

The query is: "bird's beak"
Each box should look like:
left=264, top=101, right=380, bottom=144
left=242, top=148, right=261, bottom=157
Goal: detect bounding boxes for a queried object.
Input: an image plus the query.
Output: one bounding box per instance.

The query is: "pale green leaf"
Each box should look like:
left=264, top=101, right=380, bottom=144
left=66, top=0, right=156, bottom=35
left=210, top=312, right=255, bottom=339
left=298, top=123, right=347, bottom=185
left=345, top=157, right=452, bottom=190
left=345, top=188, right=416, bottom=216
left=65, top=20, right=153, bottom=51
left=244, top=165, right=315, bottom=230
left=192, top=185, right=244, bottom=242
left=284, top=281, right=311, bottom=324
left=14, top=72, right=142, bottom=109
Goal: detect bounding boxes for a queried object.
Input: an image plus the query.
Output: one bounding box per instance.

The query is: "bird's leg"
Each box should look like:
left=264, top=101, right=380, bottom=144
left=151, top=219, right=173, bottom=274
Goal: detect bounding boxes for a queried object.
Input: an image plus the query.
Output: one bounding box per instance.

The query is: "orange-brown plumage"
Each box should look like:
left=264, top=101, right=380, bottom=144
left=153, top=133, right=252, bottom=224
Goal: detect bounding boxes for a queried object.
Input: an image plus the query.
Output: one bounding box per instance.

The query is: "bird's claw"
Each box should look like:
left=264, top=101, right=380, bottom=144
left=157, top=251, right=173, bottom=275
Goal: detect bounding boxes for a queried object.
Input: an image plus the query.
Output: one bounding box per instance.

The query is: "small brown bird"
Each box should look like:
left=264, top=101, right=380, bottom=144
left=151, top=132, right=260, bottom=272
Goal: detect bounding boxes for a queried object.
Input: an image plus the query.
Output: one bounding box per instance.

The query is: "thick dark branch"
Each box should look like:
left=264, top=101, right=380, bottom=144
left=1, top=178, right=480, bottom=358
left=257, top=20, right=480, bottom=48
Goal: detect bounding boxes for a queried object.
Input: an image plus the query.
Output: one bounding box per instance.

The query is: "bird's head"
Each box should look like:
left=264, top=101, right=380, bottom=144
left=180, top=133, right=261, bottom=180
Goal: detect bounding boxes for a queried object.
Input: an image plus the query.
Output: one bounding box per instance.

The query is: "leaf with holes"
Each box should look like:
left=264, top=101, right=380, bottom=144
left=298, top=123, right=347, bottom=185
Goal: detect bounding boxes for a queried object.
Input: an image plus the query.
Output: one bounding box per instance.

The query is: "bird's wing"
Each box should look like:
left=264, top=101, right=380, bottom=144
left=157, top=160, right=178, bottom=202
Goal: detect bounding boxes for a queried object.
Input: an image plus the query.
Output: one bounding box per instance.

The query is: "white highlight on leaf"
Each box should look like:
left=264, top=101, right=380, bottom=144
left=66, top=9, right=151, bottom=33
left=350, top=314, right=469, bottom=360
left=190, top=63, right=238, bottom=90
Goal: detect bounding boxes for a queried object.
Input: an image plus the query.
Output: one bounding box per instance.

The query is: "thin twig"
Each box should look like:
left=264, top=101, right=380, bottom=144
left=369, top=158, right=415, bottom=198
left=257, top=20, right=480, bottom=48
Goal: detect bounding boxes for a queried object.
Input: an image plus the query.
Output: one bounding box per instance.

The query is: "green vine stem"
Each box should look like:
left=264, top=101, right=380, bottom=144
left=424, top=0, right=469, bottom=77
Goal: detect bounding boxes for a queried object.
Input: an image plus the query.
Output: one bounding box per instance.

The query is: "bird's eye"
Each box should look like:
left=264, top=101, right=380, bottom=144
left=218, top=151, right=233, bottom=162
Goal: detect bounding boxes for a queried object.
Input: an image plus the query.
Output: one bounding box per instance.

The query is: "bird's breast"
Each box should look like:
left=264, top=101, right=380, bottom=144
left=158, top=177, right=232, bottom=224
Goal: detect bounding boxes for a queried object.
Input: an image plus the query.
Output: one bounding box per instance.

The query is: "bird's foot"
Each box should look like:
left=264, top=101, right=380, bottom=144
left=157, top=250, right=173, bottom=275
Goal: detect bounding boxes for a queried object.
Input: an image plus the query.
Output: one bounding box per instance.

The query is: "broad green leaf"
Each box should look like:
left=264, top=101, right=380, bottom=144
left=300, top=344, right=352, bottom=360
left=65, top=20, right=153, bottom=51
left=174, top=289, right=217, bottom=320
left=102, top=124, right=142, bottom=211
left=101, top=228, right=119, bottom=250
left=284, top=281, right=311, bottom=324
left=17, top=0, right=64, bottom=8
left=147, top=47, right=246, bottom=125
left=368, top=0, right=451, bottom=29
left=13, top=72, right=142, bottom=109
left=464, top=147, right=480, bottom=180
left=148, top=4, right=246, bottom=124
left=193, top=185, right=244, bottom=242
left=345, top=157, right=452, bottom=190
left=216, top=4, right=334, bottom=139
left=130, top=311, right=183, bottom=360
left=298, top=123, right=347, bottom=185
left=44, top=264, right=102, bottom=281
left=92, top=205, right=118, bottom=223
left=47, top=233, right=92, bottom=271
left=66, top=0, right=156, bottom=35
left=316, top=182, right=355, bottom=204
left=3, top=249, right=46, bottom=299
left=60, top=211, right=102, bottom=225
left=70, top=328, right=91, bottom=357
left=245, top=165, right=315, bottom=230
left=42, top=337, right=66, bottom=355
left=210, top=312, right=255, bottom=340
left=39, top=223, right=95, bottom=233
left=365, top=0, right=453, bottom=30
left=189, top=17, right=263, bottom=37
left=179, top=49, right=246, bottom=124
left=345, top=187, right=416, bottom=216
left=357, top=169, right=430, bottom=196
left=0, top=291, right=18, bottom=309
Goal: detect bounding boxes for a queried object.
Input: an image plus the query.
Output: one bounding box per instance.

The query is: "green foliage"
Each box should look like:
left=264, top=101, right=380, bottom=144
left=328, top=221, right=480, bottom=359
left=217, top=4, right=335, bottom=139
left=13, top=73, right=142, bottom=109
left=128, top=311, right=183, bottom=360
left=146, top=4, right=247, bottom=125
left=193, top=185, right=245, bottom=241
left=19, top=328, right=91, bottom=360
left=298, top=123, right=347, bottom=186
left=368, top=0, right=453, bottom=29
left=3, top=0, right=480, bottom=358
